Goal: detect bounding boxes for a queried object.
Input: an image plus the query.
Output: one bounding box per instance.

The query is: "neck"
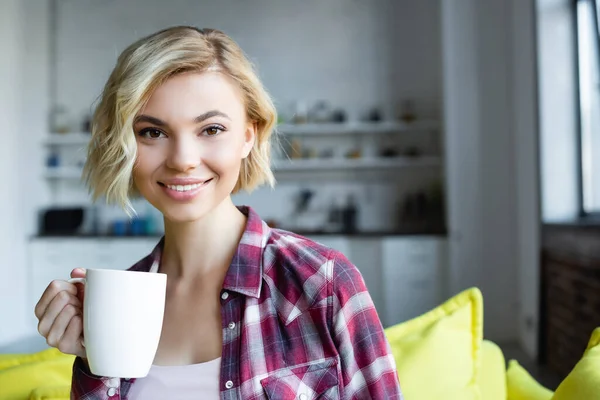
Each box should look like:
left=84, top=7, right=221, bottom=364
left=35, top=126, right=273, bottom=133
left=161, top=198, right=247, bottom=281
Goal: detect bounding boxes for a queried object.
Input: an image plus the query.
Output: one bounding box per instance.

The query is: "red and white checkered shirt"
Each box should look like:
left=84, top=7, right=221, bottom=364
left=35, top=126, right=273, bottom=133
left=71, top=206, right=402, bottom=399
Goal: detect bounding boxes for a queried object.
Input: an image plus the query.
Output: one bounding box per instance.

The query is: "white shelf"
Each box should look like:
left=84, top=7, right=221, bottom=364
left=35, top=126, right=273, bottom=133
left=276, top=120, right=440, bottom=136
left=272, top=156, right=442, bottom=171
left=44, top=133, right=91, bottom=146
left=43, top=121, right=440, bottom=144
left=43, top=157, right=441, bottom=179
left=44, top=167, right=83, bottom=179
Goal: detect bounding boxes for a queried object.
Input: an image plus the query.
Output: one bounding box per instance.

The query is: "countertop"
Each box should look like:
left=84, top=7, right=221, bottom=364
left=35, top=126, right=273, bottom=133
left=544, top=216, right=600, bottom=230
left=34, top=226, right=447, bottom=239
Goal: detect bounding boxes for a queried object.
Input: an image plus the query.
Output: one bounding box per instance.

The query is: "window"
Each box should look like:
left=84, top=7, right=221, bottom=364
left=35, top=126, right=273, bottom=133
left=576, top=0, right=600, bottom=213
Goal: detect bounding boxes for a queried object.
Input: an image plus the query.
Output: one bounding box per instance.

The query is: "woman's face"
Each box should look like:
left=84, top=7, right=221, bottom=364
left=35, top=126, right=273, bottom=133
left=132, top=71, right=255, bottom=223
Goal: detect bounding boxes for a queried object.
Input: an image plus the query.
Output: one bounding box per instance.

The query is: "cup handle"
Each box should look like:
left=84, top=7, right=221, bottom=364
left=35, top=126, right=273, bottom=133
left=67, top=277, right=86, bottom=348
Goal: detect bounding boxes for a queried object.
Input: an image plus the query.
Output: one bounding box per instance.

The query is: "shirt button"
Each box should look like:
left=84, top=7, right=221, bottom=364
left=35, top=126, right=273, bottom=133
left=228, top=321, right=236, bottom=330
left=225, top=380, right=234, bottom=389
left=299, top=394, right=308, bottom=400
left=107, top=387, right=117, bottom=397
left=108, top=377, right=120, bottom=387
left=221, top=291, right=229, bottom=300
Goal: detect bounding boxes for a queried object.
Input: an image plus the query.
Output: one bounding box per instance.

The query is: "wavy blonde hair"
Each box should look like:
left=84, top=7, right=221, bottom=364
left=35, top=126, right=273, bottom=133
left=84, top=27, right=277, bottom=215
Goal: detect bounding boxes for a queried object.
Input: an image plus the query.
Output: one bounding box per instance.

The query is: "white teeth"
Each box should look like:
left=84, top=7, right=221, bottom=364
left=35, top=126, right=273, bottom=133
left=166, top=183, right=203, bottom=192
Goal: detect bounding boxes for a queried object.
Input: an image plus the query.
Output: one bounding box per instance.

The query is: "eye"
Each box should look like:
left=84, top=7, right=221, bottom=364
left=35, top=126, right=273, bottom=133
left=138, top=128, right=166, bottom=139
left=203, top=125, right=225, bottom=136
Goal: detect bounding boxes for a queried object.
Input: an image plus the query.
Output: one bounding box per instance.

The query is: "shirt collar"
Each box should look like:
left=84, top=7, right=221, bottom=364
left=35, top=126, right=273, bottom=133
left=143, top=206, right=268, bottom=298
left=221, top=206, right=268, bottom=298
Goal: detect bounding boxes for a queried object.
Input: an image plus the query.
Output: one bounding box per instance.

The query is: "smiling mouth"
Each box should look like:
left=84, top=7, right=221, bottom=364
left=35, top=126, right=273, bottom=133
left=158, top=179, right=213, bottom=192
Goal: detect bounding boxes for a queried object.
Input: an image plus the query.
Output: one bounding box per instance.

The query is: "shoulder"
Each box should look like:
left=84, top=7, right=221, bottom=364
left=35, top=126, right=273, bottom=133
left=262, top=228, right=363, bottom=298
left=264, top=228, right=335, bottom=268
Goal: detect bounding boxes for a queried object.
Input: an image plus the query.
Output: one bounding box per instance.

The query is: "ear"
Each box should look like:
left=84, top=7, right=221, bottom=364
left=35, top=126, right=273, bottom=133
left=241, top=121, right=257, bottom=159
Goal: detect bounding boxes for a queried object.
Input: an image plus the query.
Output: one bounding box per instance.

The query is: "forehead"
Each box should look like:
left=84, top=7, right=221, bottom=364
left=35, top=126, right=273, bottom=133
left=141, top=71, right=245, bottom=118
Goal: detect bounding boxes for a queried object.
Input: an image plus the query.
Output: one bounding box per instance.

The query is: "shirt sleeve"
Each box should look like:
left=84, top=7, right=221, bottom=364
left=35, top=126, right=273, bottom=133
left=71, top=357, right=122, bottom=399
left=331, top=252, right=403, bottom=400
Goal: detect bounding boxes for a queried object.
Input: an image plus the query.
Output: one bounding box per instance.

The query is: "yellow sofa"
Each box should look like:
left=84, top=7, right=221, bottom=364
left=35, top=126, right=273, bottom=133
left=1, top=288, right=599, bottom=399
left=384, top=287, right=600, bottom=400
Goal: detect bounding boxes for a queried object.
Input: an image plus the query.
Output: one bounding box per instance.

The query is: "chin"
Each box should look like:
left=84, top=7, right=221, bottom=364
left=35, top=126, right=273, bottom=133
left=160, top=203, right=211, bottom=224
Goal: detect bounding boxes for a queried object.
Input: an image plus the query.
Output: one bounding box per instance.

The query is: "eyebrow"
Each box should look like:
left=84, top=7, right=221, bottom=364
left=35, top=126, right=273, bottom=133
left=134, top=110, right=231, bottom=126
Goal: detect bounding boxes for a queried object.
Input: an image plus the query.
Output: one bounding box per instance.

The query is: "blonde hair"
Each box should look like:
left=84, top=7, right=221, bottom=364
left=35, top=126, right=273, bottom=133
left=84, top=27, right=277, bottom=214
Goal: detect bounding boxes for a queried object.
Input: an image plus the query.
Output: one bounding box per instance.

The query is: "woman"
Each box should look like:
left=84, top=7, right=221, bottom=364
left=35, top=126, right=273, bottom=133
left=34, top=27, right=402, bottom=399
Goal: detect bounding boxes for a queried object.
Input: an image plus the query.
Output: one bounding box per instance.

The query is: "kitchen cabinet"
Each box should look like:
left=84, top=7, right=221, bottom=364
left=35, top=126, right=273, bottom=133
left=380, top=237, right=448, bottom=327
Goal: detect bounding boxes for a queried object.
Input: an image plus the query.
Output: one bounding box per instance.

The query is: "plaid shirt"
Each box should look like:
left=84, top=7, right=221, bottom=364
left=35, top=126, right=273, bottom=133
left=71, top=206, right=402, bottom=399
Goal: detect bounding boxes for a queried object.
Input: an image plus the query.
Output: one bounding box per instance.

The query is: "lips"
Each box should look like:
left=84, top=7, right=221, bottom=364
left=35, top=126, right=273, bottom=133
left=157, top=178, right=214, bottom=201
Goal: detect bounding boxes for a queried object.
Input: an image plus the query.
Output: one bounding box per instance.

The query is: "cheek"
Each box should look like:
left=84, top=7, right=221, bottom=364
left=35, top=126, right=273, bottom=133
left=132, top=147, right=155, bottom=186
left=204, top=140, right=246, bottom=172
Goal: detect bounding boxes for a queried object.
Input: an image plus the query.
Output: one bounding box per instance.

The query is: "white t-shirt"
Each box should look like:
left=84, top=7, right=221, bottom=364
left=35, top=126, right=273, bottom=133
left=127, top=357, right=221, bottom=399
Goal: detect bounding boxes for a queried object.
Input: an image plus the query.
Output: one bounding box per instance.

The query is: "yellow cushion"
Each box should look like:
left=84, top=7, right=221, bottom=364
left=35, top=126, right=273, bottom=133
left=384, top=287, right=483, bottom=400
left=0, top=349, right=74, bottom=400
left=0, top=348, right=64, bottom=371
left=28, top=386, right=70, bottom=400
left=552, top=327, right=600, bottom=400
left=480, top=340, right=507, bottom=400
left=506, top=359, right=553, bottom=400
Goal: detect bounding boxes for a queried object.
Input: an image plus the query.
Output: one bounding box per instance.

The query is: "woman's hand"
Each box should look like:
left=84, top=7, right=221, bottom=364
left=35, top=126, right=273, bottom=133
left=34, top=268, right=86, bottom=359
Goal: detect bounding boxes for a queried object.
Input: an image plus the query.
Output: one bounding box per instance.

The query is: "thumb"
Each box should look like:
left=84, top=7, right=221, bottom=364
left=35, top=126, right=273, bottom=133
left=70, top=268, right=86, bottom=279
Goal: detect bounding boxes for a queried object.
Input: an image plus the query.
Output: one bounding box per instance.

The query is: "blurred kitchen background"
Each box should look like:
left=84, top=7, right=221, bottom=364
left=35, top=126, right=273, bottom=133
left=2, top=0, right=600, bottom=388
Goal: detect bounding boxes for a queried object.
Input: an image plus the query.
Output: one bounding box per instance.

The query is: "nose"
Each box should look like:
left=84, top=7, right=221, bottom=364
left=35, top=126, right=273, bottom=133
left=165, top=135, right=202, bottom=172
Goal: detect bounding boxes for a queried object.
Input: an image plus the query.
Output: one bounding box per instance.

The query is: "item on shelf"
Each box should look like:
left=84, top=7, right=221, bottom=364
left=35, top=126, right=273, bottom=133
left=111, top=220, right=128, bottom=236
left=398, top=183, right=446, bottom=231
left=81, top=114, right=92, bottom=132
left=380, top=147, right=400, bottom=158
left=50, top=105, right=72, bottom=134
left=331, top=109, right=347, bottom=123
left=46, top=151, right=60, bottom=168
left=40, top=207, right=84, bottom=235
left=319, top=148, right=335, bottom=159
left=341, top=194, right=359, bottom=233
left=345, top=148, right=362, bottom=159
left=302, top=146, right=318, bottom=159
left=309, top=101, right=333, bottom=123
left=400, top=192, right=427, bottom=225
left=365, top=107, right=383, bottom=122
left=403, top=146, right=422, bottom=157
left=290, top=139, right=303, bottom=159
left=291, top=101, right=309, bottom=124
left=326, top=197, right=344, bottom=232
left=426, top=180, right=446, bottom=228
left=399, top=99, right=417, bottom=123
left=130, top=218, right=147, bottom=236
left=293, top=188, right=315, bottom=214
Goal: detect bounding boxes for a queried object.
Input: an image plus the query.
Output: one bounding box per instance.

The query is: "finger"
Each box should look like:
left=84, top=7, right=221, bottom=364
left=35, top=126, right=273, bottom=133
left=69, top=269, right=87, bottom=304
left=38, top=291, right=82, bottom=337
left=46, top=303, right=79, bottom=348
left=58, top=313, right=85, bottom=358
left=35, top=280, right=77, bottom=320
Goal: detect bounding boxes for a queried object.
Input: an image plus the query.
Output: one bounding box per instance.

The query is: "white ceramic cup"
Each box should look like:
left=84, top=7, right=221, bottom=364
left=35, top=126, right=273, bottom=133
left=69, top=269, right=167, bottom=378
